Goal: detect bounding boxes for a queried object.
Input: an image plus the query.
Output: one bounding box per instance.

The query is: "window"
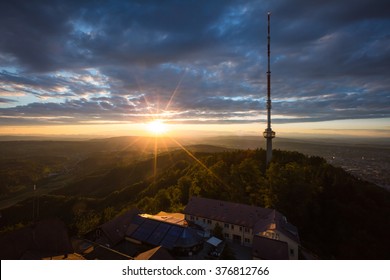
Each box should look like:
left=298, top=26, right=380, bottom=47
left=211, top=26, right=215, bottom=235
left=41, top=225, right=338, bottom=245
left=224, top=233, right=229, bottom=239
left=203, top=218, right=206, bottom=223
left=207, top=219, right=212, bottom=225
left=232, top=234, right=241, bottom=243
left=231, top=225, right=234, bottom=230
left=224, top=223, right=229, bottom=229
left=244, top=238, right=250, bottom=244
left=190, top=216, right=195, bottom=221
left=239, top=226, right=242, bottom=232
left=244, top=227, right=250, bottom=233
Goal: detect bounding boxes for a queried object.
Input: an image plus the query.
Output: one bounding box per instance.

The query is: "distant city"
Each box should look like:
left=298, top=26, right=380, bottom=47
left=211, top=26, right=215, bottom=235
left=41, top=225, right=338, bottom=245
left=326, top=147, right=389, bottom=191
left=283, top=140, right=389, bottom=191
left=200, top=136, right=390, bottom=191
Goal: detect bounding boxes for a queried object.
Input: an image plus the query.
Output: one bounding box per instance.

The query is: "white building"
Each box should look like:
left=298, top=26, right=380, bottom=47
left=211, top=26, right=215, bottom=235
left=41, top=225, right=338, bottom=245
left=183, top=196, right=300, bottom=260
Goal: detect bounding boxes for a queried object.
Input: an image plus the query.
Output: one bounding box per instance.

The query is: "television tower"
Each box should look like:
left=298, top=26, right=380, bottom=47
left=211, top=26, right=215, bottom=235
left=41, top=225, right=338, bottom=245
left=263, top=12, right=275, bottom=165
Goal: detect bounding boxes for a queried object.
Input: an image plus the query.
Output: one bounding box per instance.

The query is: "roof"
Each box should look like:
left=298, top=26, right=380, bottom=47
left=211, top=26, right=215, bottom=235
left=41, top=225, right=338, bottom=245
left=254, top=209, right=300, bottom=243
left=252, top=235, right=289, bottom=260
left=184, top=197, right=300, bottom=244
left=184, top=197, right=273, bottom=228
left=174, top=227, right=203, bottom=248
left=207, top=236, right=223, bottom=247
left=42, top=253, right=85, bottom=260
left=135, top=246, right=174, bottom=260
left=0, top=218, right=73, bottom=260
left=128, top=215, right=202, bottom=250
left=83, top=244, right=133, bottom=260
left=97, top=208, right=203, bottom=250
left=98, top=208, right=140, bottom=246
left=140, top=211, right=187, bottom=225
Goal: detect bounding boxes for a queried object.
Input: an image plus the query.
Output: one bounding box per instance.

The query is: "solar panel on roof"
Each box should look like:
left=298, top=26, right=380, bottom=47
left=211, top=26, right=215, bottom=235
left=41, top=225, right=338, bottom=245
left=132, top=215, right=145, bottom=225
left=125, top=223, right=140, bottom=236
left=131, top=219, right=159, bottom=242
left=175, top=227, right=203, bottom=247
left=125, top=215, right=146, bottom=237
left=160, top=226, right=184, bottom=250
left=147, top=223, right=172, bottom=245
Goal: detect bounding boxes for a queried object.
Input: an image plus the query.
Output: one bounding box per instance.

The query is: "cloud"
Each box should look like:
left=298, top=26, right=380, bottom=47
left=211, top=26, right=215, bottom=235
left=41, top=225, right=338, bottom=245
left=0, top=0, right=389, bottom=129
left=0, top=97, right=17, bottom=104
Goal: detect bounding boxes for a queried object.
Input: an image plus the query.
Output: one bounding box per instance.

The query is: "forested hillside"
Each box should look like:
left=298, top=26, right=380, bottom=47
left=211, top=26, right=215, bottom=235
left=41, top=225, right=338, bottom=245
left=1, top=147, right=389, bottom=259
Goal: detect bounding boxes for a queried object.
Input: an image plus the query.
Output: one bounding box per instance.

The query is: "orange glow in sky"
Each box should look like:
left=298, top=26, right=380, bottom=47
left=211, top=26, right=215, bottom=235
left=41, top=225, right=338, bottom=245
left=0, top=118, right=389, bottom=139
left=146, top=119, right=168, bottom=136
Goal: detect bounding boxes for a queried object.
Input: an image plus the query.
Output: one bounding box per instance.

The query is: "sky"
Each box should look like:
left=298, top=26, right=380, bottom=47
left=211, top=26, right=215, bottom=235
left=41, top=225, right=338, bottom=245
left=0, top=0, right=389, bottom=138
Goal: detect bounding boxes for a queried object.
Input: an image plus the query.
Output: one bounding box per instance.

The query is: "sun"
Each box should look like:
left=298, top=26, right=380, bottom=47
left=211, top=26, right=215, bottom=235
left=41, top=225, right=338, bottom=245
left=147, top=119, right=167, bottom=136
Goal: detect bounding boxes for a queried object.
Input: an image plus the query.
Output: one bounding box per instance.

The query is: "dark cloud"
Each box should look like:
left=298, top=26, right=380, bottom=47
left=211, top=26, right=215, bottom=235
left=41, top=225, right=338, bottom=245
left=0, top=0, right=389, bottom=128
left=0, top=97, right=17, bottom=103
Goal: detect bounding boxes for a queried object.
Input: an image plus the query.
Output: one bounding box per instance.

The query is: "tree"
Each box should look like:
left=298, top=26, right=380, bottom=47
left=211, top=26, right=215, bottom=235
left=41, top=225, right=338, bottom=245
left=177, top=176, right=192, bottom=205
left=74, top=211, right=101, bottom=236
left=212, top=223, right=223, bottom=240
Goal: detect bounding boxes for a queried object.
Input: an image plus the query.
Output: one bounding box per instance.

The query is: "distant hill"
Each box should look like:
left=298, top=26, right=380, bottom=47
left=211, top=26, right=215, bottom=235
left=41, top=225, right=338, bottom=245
left=184, top=144, right=232, bottom=153
left=0, top=138, right=226, bottom=205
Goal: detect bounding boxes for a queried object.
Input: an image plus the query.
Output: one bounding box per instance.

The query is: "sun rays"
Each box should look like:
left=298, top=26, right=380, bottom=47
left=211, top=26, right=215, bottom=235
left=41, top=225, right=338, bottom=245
left=120, top=69, right=227, bottom=188
left=147, top=119, right=167, bottom=136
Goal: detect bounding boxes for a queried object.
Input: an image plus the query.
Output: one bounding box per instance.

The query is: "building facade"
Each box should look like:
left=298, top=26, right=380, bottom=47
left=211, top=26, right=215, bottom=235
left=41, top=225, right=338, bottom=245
left=184, top=196, right=300, bottom=260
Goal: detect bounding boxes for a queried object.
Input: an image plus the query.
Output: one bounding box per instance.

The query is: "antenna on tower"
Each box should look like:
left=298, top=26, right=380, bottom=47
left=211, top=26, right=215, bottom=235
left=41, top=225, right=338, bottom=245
left=32, top=184, right=39, bottom=223
left=33, top=184, right=36, bottom=222
left=263, top=12, right=275, bottom=166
